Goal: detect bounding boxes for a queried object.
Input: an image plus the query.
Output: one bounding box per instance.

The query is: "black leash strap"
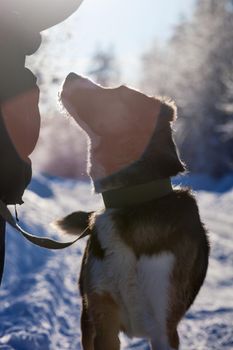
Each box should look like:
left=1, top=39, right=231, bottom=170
left=0, top=199, right=89, bottom=250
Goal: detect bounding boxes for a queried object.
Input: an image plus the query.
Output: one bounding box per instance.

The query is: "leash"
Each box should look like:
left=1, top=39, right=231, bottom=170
left=0, top=178, right=172, bottom=249
left=0, top=199, right=90, bottom=250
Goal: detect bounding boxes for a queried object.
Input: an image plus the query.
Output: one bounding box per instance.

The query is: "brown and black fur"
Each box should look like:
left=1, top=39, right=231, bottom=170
left=59, top=191, right=209, bottom=350
left=58, top=75, right=210, bottom=350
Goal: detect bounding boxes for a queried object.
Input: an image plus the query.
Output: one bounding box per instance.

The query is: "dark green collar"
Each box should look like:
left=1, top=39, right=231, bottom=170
left=102, top=178, right=173, bottom=209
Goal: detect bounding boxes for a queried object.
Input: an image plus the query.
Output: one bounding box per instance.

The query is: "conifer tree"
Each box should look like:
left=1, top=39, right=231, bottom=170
left=141, top=0, right=233, bottom=177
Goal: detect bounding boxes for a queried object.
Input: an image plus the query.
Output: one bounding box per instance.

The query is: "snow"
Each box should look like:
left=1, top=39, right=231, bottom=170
left=0, top=173, right=233, bottom=350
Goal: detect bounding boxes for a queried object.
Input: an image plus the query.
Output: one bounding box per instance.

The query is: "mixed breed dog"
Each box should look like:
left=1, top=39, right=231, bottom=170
left=57, top=73, right=210, bottom=350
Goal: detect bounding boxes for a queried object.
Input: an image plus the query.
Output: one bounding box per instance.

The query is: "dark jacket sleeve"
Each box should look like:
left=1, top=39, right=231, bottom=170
left=0, top=0, right=83, bottom=204
left=0, top=0, right=83, bottom=286
left=0, top=8, right=41, bottom=205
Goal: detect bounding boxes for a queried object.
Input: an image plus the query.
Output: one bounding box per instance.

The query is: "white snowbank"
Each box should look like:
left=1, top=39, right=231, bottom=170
left=0, top=174, right=232, bottom=349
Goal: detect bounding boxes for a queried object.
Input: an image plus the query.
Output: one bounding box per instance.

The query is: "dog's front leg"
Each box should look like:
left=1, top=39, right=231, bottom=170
left=81, top=297, right=95, bottom=350
left=150, top=333, right=179, bottom=350
left=150, top=328, right=179, bottom=350
left=89, top=292, right=120, bottom=350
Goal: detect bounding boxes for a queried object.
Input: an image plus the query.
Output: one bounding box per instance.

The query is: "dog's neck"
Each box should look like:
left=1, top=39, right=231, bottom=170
left=102, top=178, right=173, bottom=209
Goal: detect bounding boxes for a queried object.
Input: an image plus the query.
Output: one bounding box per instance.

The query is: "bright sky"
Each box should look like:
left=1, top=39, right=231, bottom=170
left=73, top=0, right=195, bottom=56
left=28, top=0, right=196, bottom=110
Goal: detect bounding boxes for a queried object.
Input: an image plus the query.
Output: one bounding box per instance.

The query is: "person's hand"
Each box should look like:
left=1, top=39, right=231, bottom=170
left=1, top=71, right=40, bottom=162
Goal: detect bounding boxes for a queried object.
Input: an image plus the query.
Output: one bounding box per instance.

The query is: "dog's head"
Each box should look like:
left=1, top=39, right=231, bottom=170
left=61, top=73, right=185, bottom=191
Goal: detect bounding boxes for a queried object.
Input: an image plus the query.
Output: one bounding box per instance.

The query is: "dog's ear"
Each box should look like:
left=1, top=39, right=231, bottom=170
left=163, top=98, right=177, bottom=121
left=145, top=97, right=186, bottom=177
left=156, top=97, right=177, bottom=126
left=55, top=211, right=93, bottom=235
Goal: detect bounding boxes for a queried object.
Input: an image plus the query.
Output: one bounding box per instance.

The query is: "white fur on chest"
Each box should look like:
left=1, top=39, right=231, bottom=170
left=87, top=211, right=175, bottom=341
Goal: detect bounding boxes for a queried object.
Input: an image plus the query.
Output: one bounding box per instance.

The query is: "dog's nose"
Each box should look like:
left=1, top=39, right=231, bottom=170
left=62, top=73, right=80, bottom=99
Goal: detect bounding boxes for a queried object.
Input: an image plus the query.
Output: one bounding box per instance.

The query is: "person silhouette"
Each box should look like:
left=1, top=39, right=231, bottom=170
left=0, top=0, right=84, bottom=284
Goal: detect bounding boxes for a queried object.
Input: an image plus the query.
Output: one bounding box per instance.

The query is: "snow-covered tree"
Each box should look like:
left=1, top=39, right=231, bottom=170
left=141, top=0, right=233, bottom=177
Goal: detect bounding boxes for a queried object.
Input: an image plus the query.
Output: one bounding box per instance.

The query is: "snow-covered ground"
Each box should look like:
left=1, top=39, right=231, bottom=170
left=0, top=174, right=232, bottom=350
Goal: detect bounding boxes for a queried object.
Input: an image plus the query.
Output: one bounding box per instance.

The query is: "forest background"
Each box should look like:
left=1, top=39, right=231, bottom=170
left=28, top=0, right=233, bottom=182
